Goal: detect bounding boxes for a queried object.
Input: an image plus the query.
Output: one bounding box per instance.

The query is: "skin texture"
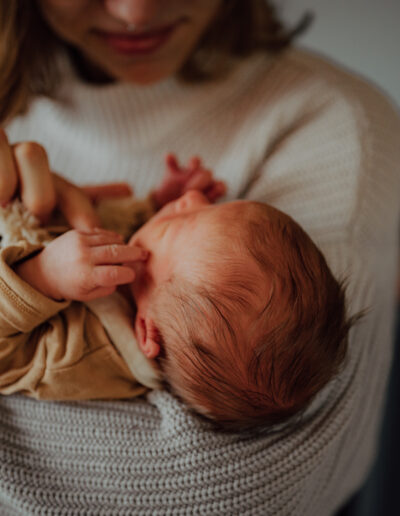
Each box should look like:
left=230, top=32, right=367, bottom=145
left=15, top=158, right=225, bottom=302
left=38, top=0, right=223, bottom=84
left=0, top=1, right=223, bottom=225
left=15, top=227, right=147, bottom=301
left=128, top=191, right=263, bottom=359
left=129, top=190, right=213, bottom=358
left=0, top=130, right=132, bottom=229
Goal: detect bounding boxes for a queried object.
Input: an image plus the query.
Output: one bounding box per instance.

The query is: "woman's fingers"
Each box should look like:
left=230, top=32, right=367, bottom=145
left=53, top=173, right=101, bottom=231
left=1, top=134, right=133, bottom=232
left=81, top=182, right=133, bottom=202
left=13, top=142, right=56, bottom=222
left=0, top=130, right=18, bottom=203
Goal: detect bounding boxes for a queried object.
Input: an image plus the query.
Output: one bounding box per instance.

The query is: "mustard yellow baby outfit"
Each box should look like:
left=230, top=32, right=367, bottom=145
left=0, top=198, right=161, bottom=400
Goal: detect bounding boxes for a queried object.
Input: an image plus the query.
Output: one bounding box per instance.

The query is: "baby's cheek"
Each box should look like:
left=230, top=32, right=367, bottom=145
left=129, top=262, right=150, bottom=301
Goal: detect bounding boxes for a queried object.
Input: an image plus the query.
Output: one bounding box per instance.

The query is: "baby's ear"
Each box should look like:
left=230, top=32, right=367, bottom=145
left=136, top=316, right=161, bottom=359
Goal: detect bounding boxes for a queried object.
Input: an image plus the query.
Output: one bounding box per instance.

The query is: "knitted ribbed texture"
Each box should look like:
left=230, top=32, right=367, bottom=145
left=2, top=48, right=400, bottom=515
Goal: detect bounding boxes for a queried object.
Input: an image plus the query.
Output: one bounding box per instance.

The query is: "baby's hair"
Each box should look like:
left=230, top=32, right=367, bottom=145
left=150, top=202, right=357, bottom=432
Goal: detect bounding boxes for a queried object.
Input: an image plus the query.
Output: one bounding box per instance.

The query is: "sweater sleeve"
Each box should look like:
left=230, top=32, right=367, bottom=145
left=0, top=242, right=70, bottom=337
left=242, top=72, right=400, bottom=296
left=242, top=72, right=400, bottom=251
left=240, top=71, right=400, bottom=503
left=0, top=301, right=146, bottom=400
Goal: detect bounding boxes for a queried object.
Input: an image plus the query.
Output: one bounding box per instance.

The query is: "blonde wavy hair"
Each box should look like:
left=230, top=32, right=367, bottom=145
left=0, top=0, right=311, bottom=123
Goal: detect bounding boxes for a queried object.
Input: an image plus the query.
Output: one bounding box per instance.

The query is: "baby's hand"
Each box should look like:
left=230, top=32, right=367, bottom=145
left=151, top=154, right=226, bottom=209
left=15, top=228, right=148, bottom=301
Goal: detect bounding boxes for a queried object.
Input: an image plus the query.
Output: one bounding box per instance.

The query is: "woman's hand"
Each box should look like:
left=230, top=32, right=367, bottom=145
left=0, top=130, right=56, bottom=220
left=151, top=153, right=226, bottom=209
left=14, top=228, right=149, bottom=302
left=0, top=129, right=132, bottom=230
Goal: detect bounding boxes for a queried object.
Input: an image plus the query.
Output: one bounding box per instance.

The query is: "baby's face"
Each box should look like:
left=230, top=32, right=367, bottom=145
left=130, top=191, right=226, bottom=301
left=128, top=191, right=277, bottom=362
left=128, top=191, right=250, bottom=318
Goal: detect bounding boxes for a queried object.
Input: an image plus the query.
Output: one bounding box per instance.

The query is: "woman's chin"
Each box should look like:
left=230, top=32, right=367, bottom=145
left=109, top=63, right=176, bottom=85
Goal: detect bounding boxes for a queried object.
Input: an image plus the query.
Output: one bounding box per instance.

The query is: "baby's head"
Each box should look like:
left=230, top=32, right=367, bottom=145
left=129, top=191, right=352, bottom=431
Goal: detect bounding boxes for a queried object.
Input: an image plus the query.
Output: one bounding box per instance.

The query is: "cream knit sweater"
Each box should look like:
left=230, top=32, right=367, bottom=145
left=1, top=48, right=399, bottom=515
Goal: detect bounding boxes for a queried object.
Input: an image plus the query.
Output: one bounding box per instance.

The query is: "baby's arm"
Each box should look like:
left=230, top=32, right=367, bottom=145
left=0, top=296, right=144, bottom=401
left=0, top=228, right=147, bottom=399
left=14, top=227, right=148, bottom=302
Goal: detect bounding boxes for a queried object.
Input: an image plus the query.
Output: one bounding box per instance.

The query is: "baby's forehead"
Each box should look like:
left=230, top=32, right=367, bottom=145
left=205, top=200, right=283, bottom=240
left=199, top=200, right=293, bottom=278
left=181, top=200, right=289, bottom=279
left=212, top=199, right=282, bottom=221
left=187, top=208, right=273, bottom=286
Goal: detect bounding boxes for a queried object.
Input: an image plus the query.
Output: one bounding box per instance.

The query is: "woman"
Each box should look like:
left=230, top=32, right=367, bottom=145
left=0, top=1, right=399, bottom=514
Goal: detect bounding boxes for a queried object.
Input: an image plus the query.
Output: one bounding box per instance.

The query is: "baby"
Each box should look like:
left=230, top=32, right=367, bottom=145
left=0, top=156, right=352, bottom=431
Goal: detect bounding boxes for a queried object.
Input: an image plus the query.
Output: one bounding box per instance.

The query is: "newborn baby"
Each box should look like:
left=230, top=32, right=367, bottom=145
left=129, top=192, right=352, bottom=430
left=0, top=157, right=351, bottom=431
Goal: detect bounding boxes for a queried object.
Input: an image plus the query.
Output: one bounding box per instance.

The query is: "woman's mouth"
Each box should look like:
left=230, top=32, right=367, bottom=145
left=95, top=22, right=181, bottom=56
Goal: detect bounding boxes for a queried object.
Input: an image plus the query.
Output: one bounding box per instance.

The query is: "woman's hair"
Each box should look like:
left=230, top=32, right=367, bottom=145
left=0, top=0, right=312, bottom=122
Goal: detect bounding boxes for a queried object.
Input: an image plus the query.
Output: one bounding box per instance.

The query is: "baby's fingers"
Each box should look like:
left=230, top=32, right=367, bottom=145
left=84, top=229, right=124, bottom=246
left=184, top=169, right=213, bottom=192
left=187, top=156, right=201, bottom=172
left=165, top=153, right=181, bottom=174
left=204, top=180, right=226, bottom=202
left=92, top=265, right=135, bottom=288
left=91, top=244, right=148, bottom=265
left=83, top=286, right=117, bottom=301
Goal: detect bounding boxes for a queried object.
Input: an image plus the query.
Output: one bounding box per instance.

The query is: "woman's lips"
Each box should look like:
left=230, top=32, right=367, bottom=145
left=95, top=23, right=178, bottom=56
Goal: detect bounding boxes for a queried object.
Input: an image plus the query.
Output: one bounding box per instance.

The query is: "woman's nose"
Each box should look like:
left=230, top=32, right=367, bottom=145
left=104, top=0, right=159, bottom=29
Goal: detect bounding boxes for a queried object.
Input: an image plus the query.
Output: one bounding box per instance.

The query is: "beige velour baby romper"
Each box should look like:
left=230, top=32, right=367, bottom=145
left=0, top=198, right=161, bottom=400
